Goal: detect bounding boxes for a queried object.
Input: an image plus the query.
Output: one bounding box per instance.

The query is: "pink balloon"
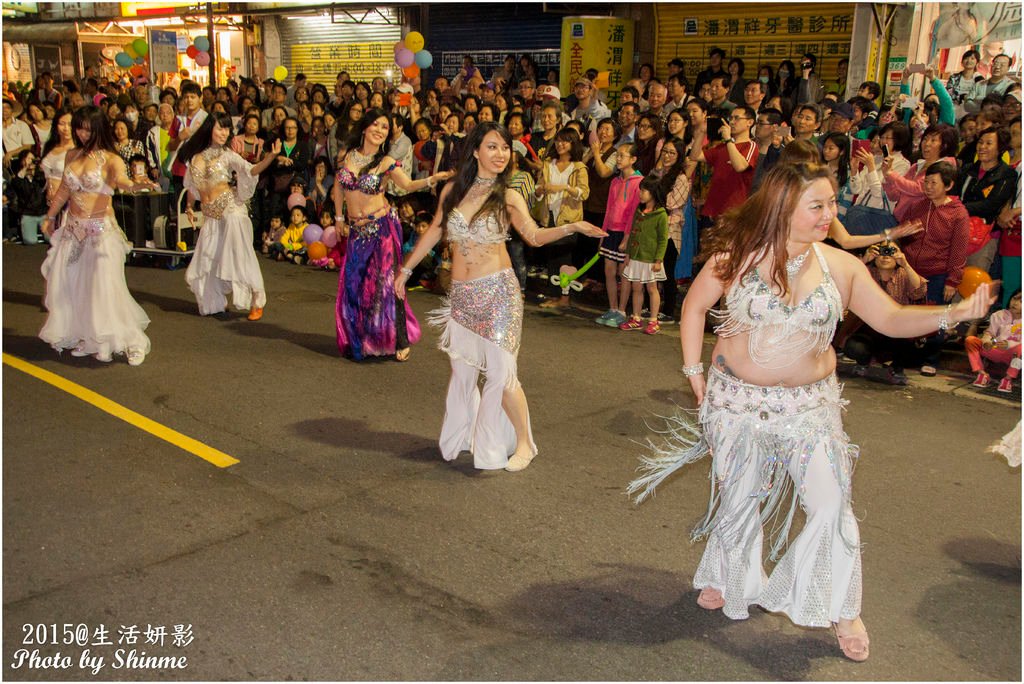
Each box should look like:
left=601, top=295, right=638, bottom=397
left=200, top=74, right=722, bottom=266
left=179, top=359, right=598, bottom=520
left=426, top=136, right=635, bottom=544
left=393, top=40, right=405, bottom=55
left=286, top=193, right=306, bottom=210
left=395, top=48, right=415, bottom=69
left=321, top=226, right=338, bottom=248
left=194, top=50, right=211, bottom=67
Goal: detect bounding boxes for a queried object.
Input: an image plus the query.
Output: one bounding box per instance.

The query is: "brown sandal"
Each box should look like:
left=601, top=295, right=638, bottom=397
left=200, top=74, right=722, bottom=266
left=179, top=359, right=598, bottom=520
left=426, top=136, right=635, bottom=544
left=833, top=623, right=870, bottom=662
left=395, top=347, right=411, bottom=362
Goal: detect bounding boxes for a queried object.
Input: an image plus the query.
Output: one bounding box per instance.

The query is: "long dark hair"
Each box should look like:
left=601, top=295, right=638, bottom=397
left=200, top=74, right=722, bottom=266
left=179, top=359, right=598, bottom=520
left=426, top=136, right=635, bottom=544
left=344, top=107, right=389, bottom=175
left=442, top=121, right=513, bottom=227
left=41, top=108, right=72, bottom=159
left=656, top=138, right=688, bottom=198
left=70, top=105, right=116, bottom=154
left=820, top=132, right=851, bottom=187
left=177, top=112, right=234, bottom=166
left=700, top=162, right=836, bottom=295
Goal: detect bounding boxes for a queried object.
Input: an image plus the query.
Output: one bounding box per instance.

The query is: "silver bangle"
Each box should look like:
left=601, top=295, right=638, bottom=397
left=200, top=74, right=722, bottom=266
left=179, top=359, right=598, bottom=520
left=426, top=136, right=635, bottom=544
left=938, top=303, right=953, bottom=333
left=400, top=266, right=413, bottom=277
left=681, top=362, right=705, bottom=377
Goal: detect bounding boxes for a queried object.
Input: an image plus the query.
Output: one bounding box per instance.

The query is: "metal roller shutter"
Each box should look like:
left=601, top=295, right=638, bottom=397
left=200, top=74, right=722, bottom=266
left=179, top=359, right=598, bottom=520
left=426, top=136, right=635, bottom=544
left=276, top=9, right=402, bottom=85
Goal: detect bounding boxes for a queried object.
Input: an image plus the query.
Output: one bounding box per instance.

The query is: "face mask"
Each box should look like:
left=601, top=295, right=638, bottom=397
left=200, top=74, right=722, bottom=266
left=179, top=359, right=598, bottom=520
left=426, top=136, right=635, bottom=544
left=126, top=112, right=138, bottom=123
left=779, top=70, right=790, bottom=79
left=759, top=76, right=770, bottom=84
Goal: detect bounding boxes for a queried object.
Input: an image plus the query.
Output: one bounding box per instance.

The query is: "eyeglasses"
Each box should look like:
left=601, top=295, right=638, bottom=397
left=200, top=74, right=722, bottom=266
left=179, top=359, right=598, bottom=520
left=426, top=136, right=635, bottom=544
left=637, top=123, right=653, bottom=130
left=755, top=120, right=773, bottom=126
left=728, top=115, right=750, bottom=122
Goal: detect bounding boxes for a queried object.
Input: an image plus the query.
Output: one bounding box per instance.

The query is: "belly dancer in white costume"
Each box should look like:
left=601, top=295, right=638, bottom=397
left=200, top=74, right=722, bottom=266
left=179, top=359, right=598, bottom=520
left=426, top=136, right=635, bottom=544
left=396, top=122, right=606, bottom=472
left=629, top=162, right=993, bottom=662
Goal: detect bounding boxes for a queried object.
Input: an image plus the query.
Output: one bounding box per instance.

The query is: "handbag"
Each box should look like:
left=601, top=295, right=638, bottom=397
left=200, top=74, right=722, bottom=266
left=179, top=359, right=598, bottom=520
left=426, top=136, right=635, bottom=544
left=966, top=215, right=994, bottom=255
left=844, top=190, right=898, bottom=236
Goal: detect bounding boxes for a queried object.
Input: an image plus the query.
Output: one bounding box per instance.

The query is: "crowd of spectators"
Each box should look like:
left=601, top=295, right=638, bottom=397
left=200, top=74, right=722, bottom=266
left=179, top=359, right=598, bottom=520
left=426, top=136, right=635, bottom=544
left=2, top=45, right=1020, bottom=388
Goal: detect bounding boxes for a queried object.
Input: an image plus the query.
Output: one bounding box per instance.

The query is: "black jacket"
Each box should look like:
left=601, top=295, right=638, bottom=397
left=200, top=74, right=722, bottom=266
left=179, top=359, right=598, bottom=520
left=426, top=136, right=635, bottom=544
left=8, top=168, right=47, bottom=215
left=956, top=161, right=1017, bottom=224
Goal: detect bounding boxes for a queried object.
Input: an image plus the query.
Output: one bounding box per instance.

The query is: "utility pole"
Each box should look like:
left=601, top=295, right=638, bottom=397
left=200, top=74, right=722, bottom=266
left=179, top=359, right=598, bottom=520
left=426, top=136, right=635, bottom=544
left=206, top=2, right=216, bottom=86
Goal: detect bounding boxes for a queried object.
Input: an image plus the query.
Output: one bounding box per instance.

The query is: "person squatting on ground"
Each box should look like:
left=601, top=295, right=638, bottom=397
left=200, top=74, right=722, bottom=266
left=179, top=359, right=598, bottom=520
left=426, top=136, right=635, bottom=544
left=966, top=290, right=1022, bottom=393
left=395, top=122, right=605, bottom=472
left=628, top=162, right=994, bottom=662
left=178, top=112, right=282, bottom=320
left=39, top=105, right=157, bottom=365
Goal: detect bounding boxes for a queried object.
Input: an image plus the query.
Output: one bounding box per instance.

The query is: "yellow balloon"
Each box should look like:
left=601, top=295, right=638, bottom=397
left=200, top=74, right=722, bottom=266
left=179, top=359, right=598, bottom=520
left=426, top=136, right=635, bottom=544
left=124, top=42, right=139, bottom=59
left=404, top=31, right=425, bottom=53
left=273, top=65, right=288, bottom=81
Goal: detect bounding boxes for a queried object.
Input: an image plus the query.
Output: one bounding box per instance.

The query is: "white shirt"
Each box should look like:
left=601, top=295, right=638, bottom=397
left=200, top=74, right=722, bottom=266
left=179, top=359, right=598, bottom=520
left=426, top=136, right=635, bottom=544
left=3, top=118, right=34, bottom=156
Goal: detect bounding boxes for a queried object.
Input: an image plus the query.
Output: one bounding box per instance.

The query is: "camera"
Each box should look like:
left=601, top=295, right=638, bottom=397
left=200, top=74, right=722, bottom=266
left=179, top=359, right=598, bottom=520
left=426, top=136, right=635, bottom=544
left=878, top=244, right=897, bottom=257
left=801, top=62, right=813, bottom=70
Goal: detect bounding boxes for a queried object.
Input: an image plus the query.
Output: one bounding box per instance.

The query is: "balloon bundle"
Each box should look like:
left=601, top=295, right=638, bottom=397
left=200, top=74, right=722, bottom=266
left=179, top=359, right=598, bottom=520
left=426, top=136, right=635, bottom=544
left=185, top=36, right=213, bottom=67
left=394, top=31, right=432, bottom=80
left=114, top=38, right=149, bottom=77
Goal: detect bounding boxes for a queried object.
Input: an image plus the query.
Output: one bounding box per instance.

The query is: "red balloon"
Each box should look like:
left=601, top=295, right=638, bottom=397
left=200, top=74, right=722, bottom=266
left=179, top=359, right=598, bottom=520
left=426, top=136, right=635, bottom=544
left=186, top=45, right=199, bottom=59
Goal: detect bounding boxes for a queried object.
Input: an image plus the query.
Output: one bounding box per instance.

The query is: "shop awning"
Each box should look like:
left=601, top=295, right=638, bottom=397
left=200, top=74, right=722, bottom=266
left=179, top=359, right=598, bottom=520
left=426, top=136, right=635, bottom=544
left=2, top=22, right=78, bottom=42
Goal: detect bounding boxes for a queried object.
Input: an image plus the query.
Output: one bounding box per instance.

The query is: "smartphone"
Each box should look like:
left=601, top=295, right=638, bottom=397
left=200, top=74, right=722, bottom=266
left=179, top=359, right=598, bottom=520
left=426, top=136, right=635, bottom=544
left=901, top=96, right=919, bottom=110
left=907, top=63, right=927, bottom=74
left=852, top=138, right=872, bottom=157
left=778, top=123, right=792, bottom=138
left=881, top=144, right=891, bottom=157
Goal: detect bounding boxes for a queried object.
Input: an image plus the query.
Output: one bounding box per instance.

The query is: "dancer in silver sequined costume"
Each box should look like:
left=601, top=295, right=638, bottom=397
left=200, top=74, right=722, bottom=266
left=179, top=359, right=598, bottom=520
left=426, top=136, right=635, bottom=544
left=629, top=162, right=994, bottom=662
left=396, top=123, right=606, bottom=472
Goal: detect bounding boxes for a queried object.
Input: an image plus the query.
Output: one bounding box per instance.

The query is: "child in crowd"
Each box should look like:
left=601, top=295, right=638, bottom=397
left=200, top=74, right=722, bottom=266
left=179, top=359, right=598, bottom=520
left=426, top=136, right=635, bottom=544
left=619, top=175, right=668, bottom=335
left=262, top=214, right=285, bottom=255
left=595, top=142, right=643, bottom=328
left=402, top=212, right=436, bottom=288
left=966, top=290, right=1022, bottom=393
left=128, top=154, right=150, bottom=186
left=269, top=205, right=308, bottom=263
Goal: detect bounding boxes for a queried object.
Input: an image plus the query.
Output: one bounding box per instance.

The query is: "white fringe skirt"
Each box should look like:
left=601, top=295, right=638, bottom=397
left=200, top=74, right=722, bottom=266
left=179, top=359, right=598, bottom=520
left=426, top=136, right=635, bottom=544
left=185, top=201, right=266, bottom=315
left=429, top=268, right=536, bottom=469
left=630, top=366, right=863, bottom=627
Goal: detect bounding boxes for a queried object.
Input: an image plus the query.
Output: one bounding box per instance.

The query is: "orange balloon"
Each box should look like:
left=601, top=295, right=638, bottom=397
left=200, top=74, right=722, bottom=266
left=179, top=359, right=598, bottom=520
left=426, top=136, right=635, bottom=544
left=307, top=241, right=328, bottom=261
left=957, top=266, right=992, bottom=298
left=402, top=63, right=420, bottom=79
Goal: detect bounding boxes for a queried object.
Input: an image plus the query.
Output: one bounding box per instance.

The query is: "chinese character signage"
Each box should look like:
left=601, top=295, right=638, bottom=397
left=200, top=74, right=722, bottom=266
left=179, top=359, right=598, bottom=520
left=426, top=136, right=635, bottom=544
left=290, top=42, right=395, bottom=84
left=560, top=16, right=635, bottom=108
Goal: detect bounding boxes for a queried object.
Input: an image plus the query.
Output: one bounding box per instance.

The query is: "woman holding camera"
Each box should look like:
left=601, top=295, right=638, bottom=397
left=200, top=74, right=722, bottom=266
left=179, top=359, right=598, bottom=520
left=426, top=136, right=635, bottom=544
left=630, top=162, right=994, bottom=662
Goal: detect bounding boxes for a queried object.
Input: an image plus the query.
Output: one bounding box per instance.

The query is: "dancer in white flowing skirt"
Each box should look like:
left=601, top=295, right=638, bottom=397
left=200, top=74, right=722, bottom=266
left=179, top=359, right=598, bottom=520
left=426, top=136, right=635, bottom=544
left=177, top=112, right=282, bottom=319
left=396, top=122, right=606, bottom=471
left=628, top=162, right=994, bottom=661
left=40, top=105, right=158, bottom=365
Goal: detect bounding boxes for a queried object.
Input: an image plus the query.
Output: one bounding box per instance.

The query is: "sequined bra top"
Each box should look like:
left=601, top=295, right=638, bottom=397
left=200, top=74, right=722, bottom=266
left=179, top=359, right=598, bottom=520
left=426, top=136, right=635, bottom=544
left=446, top=208, right=509, bottom=245
left=336, top=161, right=397, bottom=195
left=714, top=243, right=843, bottom=369
left=63, top=165, right=113, bottom=196
left=187, top=148, right=234, bottom=189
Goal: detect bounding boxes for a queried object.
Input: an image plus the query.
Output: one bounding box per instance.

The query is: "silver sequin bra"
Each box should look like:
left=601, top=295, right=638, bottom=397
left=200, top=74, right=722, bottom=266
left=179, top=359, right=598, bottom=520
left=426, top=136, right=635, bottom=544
left=446, top=208, right=509, bottom=245
left=714, top=243, right=843, bottom=369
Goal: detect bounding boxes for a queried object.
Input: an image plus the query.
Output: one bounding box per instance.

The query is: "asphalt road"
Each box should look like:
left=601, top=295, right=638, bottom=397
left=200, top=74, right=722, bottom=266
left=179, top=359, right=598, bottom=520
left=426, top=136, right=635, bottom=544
left=2, top=244, right=1020, bottom=681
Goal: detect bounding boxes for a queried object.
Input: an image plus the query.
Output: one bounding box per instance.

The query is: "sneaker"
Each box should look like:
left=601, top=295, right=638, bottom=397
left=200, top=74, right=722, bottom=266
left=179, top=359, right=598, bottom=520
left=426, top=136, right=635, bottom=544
left=643, top=320, right=660, bottom=335
left=997, top=377, right=1014, bottom=393
left=657, top=312, right=674, bottom=324
left=619, top=317, right=643, bottom=331
left=605, top=311, right=627, bottom=328
left=595, top=309, right=615, bottom=325
left=127, top=349, right=145, bottom=366
left=972, top=371, right=991, bottom=388
left=920, top=365, right=937, bottom=377
left=885, top=368, right=908, bottom=385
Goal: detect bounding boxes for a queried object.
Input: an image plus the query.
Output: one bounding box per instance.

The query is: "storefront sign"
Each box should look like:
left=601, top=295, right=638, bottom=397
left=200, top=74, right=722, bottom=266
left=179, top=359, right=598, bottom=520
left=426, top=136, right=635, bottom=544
left=932, top=2, right=1022, bottom=48
left=150, top=30, right=178, bottom=75
left=560, top=16, right=635, bottom=108
left=290, top=42, right=395, bottom=84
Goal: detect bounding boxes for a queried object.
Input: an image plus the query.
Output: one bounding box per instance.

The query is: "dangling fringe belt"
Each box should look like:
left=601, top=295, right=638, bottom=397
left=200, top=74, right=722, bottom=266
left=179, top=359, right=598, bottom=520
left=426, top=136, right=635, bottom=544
left=628, top=366, right=861, bottom=561
left=428, top=268, right=523, bottom=389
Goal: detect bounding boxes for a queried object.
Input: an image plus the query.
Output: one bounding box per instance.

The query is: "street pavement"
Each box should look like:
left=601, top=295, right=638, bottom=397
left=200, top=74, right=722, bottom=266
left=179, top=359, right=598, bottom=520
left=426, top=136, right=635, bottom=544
left=2, top=244, right=1020, bottom=681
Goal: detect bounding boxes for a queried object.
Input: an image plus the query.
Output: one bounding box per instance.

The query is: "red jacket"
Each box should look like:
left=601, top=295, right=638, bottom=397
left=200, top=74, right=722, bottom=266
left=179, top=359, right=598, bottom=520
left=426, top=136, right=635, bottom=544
left=892, top=193, right=971, bottom=288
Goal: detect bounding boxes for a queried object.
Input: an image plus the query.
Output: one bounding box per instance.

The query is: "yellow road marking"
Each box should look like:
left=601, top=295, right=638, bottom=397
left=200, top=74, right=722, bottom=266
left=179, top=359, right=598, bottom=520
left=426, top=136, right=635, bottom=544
left=3, top=353, right=238, bottom=468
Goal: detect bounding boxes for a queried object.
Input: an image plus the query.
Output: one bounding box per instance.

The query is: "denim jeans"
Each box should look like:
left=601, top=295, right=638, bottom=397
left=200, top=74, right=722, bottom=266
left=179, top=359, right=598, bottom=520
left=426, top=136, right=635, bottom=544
left=20, top=214, right=46, bottom=245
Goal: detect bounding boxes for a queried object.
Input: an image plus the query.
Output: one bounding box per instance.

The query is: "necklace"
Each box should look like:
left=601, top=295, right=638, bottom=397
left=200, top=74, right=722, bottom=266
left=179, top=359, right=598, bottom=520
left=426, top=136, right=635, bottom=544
left=348, top=147, right=375, bottom=166
left=472, top=176, right=497, bottom=187
left=200, top=145, right=223, bottom=161
left=786, top=247, right=811, bottom=278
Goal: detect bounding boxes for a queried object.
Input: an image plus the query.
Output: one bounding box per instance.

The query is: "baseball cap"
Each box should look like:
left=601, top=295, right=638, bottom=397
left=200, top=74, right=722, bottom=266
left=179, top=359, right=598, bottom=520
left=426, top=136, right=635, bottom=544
left=537, top=84, right=561, bottom=101
left=574, top=77, right=593, bottom=88
left=830, top=102, right=855, bottom=120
